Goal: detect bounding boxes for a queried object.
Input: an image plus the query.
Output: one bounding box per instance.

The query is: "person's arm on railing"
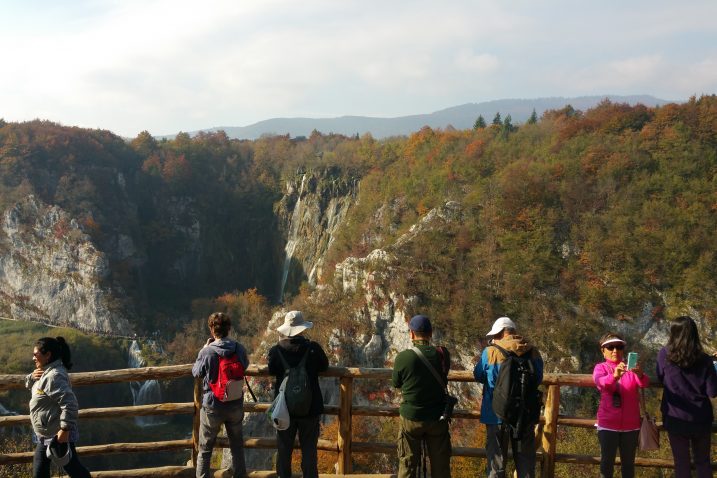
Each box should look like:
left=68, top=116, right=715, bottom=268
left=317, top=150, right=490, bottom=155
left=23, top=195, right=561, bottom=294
left=235, top=343, right=250, bottom=371
left=532, top=348, right=544, bottom=385
left=391, top=355, right=404, bottom=389
left=312, top=341, right=329, bottom=373
left=473, top=348, right=488, bottom=384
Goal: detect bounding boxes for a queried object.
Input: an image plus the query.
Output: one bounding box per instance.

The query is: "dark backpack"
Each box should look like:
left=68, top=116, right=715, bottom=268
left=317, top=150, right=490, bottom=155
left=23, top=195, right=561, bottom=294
left=277, top=347, right=312, bottom=417
left=209, top=353, right=245, bottom=402
left=491, top=344, right=542, bottom=439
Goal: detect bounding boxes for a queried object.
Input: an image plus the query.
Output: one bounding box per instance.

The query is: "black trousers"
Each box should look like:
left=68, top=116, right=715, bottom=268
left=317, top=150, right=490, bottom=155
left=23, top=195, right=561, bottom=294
left=276, top=415, right=321, bottom=478
left=597, top=429, right=639, bottom=478
left=33, top=441, right=90, bottom=478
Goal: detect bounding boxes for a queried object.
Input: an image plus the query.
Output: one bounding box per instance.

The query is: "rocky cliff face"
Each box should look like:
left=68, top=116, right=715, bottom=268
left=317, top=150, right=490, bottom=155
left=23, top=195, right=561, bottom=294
left=0, top=195, right=134, bottom=334
left=275, top=169, right=358, bottom=300
left=329, top=201, right=479, bottom=393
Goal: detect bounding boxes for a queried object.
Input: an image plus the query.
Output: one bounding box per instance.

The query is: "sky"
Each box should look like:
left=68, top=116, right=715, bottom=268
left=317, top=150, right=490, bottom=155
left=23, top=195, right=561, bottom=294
left=1, top=0, right=716, bottom=138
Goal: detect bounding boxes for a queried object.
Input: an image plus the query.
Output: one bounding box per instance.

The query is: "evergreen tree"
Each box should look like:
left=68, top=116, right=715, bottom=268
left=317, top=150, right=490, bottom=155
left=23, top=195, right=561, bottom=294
left=503, top=114, right=514, bottom=130
left=473, top=115, right=486, bottom=130
left=502, top=114, right=516, bottom=137
left=492, top=112, right=502, bottom=126
left=528, top=109, right=538, bottom=124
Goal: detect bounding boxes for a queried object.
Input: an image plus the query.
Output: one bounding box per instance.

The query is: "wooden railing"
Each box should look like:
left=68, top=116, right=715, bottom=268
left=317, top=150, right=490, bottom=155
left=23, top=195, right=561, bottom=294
left=0, top=365, right=714, bottom=477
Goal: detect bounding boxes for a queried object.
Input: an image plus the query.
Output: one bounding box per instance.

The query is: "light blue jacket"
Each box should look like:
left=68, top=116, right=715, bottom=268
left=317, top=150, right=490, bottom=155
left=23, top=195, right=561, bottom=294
left=473, top=335, right=543, bottom=425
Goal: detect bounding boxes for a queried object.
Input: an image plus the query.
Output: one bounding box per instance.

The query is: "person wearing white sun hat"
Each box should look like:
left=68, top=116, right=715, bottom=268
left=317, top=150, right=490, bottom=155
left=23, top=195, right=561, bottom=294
left=267, top=311, right=328, bottom=478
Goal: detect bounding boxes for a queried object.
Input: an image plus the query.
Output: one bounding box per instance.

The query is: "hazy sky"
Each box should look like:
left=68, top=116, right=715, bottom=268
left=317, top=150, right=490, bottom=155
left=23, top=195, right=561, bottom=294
left=1, top=0, right=716, bottom=137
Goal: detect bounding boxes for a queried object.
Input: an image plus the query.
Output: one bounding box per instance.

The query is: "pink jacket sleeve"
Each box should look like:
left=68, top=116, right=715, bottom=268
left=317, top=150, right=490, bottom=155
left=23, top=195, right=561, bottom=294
left=593, top=362, right=618, bottom=393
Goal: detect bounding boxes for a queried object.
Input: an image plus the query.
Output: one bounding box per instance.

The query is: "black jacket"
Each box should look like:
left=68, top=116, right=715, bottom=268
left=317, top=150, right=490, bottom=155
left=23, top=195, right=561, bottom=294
left=267, top=336, right=329, bottom=416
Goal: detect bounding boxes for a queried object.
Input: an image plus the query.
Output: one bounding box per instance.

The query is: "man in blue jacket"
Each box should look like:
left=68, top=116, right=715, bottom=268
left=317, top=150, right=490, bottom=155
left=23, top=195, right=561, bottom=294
left=473, top=317, right=543, bottom=478
left=192, top=312, right=250, bottom=478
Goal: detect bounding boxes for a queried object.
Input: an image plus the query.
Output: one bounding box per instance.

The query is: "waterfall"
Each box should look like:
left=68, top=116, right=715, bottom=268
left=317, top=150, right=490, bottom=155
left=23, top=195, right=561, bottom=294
left=279, top=174, right=306, bottom=300
left=0, top=402, right=22, bottom=437
left=128, top=340, right=167, bottom=427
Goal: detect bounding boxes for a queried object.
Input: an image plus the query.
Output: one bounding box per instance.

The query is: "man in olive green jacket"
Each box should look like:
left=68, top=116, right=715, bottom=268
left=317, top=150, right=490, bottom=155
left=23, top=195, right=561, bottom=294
left=392, top=315, right=452, bottom=478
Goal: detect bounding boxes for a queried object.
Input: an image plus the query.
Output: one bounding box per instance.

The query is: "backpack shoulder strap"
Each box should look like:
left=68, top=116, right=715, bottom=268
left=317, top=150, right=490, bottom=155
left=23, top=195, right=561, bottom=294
left=411, top=346, right=447, bottom=389
left=276, top=347, right=290, bottom=370
left=298, top=347, right=310, bottom=366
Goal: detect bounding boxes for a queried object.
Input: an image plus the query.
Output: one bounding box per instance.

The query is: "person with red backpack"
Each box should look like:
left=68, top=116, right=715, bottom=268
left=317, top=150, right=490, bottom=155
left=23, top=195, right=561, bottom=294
left=473, top=317, right=543, bottom=478
left=192, top=312, right=250, bottom=478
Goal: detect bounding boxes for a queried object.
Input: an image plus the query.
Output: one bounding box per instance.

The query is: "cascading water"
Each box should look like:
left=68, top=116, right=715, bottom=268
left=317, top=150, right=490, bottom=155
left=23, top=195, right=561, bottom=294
left=0, top=402, right=22, bottom=436
left=279, top=174, right=306, bottom=301
left=128, top=340, right=167, bottom=427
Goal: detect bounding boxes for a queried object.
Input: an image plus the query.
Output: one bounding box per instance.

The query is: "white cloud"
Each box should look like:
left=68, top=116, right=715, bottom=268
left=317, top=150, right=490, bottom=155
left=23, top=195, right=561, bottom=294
left=455, top=51, right=499, bottom=74
left=0, top=1, right=715, bottom=136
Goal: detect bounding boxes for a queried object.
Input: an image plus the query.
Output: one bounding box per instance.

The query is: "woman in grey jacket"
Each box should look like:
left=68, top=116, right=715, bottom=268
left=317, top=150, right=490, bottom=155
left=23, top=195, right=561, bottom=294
left=26, top=337, right=90, bottom=478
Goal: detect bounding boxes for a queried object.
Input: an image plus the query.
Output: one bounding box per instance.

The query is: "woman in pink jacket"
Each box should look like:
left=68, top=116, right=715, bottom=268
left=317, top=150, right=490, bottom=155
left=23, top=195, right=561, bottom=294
left=593, top=333, right=649, bottom=478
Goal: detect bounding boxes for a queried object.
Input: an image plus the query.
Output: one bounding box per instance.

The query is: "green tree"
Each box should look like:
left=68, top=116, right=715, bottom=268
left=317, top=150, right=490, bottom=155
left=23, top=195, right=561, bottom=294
left=528, top=109, right=538, bottom=124
left=130, top=130, right=158, bottom=156
left=492, top=112, right=502, bottom=126
left=474, top=115, right=486, bottom=130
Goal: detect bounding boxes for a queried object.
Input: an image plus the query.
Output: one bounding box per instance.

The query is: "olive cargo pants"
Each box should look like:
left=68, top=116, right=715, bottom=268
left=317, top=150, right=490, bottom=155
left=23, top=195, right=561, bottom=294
left=397, top=416, right=451, bottom=478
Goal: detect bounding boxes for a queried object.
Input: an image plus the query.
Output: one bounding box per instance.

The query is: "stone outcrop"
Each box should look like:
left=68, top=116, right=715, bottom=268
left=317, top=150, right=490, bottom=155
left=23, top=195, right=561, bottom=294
left=275, top=169, right=358, bottom=300
left=0, top=195, right=134, bottom=334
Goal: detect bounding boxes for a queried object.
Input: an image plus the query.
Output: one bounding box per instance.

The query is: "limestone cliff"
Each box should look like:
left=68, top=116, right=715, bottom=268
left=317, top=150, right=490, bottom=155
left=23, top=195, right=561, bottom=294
left=275, top=169, right=358, bottom=300
left=0, top=195, right=134, bottom=334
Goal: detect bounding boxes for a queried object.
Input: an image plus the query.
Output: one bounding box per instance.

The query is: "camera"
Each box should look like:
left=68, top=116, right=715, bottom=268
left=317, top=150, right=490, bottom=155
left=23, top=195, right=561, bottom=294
left=440, top=394, right=458, bottom=421
left=612, top=391, right=622, bottom=408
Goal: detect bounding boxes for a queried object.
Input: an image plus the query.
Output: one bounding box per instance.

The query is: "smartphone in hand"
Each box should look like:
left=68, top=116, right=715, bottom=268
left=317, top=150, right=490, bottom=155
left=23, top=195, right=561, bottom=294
left=626, top=352, right=638, bottom=370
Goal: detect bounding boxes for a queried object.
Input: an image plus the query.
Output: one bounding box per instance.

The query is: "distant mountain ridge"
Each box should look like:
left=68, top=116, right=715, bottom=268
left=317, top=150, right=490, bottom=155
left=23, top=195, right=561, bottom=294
left=195, top=95, right=673, bottom=140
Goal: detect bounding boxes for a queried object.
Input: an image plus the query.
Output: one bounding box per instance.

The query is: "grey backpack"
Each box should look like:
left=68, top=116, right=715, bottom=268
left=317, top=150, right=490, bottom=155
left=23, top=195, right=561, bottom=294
left=277, top=348, right=312, bottom=417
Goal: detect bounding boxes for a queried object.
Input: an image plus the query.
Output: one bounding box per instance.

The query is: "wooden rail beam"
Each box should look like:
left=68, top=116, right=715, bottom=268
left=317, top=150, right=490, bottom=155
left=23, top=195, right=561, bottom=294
left=553, top=453, right=717, bottom=470
left=0, top=440, right=192, bottom=465
left=91, top=465, right=195, bottom=477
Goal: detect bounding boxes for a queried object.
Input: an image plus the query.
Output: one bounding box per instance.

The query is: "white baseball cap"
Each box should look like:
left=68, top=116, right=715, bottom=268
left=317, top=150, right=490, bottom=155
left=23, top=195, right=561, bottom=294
left=486, top=317, right=516, bottom=337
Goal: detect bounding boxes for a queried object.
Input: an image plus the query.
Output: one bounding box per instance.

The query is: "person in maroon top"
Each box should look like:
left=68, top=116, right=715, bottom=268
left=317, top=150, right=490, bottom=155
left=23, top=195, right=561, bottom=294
left=656, top=316, right=717, bottom=478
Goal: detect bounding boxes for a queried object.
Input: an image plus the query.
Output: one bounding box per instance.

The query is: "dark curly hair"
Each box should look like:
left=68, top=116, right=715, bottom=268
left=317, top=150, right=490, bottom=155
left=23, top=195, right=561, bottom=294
left=208, top=312, right=232, bottom=338
left=666, top=316, right=704, bottom=369
left=35, top=337, right=73, bottom=370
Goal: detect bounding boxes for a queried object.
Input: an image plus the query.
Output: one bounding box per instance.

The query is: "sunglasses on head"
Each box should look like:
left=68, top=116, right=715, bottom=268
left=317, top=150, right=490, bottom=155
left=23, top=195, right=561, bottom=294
left=603, top=344, right=624, bottom=351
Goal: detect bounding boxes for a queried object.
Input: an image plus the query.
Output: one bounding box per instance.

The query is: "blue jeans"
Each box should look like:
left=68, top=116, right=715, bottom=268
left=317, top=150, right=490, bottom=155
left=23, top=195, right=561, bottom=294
left=197, top=404, right=246, bottom=478
left=33, top=441, right=90, bottom=478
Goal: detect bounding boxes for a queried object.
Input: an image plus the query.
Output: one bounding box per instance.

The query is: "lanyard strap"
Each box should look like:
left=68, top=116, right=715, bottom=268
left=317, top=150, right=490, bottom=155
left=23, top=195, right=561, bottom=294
left=411, top=346, right=447, bottom=390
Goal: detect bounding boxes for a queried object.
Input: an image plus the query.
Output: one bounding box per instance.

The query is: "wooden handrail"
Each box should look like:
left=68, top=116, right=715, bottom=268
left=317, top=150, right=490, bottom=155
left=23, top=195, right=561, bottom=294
left=1, top=364, right=713, bottom=477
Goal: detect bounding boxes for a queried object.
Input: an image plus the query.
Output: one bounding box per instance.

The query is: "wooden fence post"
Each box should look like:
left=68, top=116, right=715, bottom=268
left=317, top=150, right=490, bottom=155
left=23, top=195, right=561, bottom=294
left=540, top=384, right=560, bottom=478
left=337, top=376, right=353, bottom=474
left=192, top=377, right=202, bottom=468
